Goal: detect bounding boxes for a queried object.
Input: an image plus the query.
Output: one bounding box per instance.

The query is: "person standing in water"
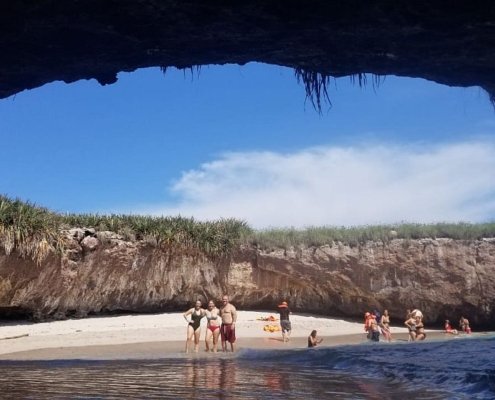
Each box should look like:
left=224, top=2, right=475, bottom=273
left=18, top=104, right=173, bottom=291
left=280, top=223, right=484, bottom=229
left=308, top=330, right=323, bottom=347
left=205, top=300, right=221, bottom=352
left=405, top=313, right=417, bottom=341
left=380, top=309, right=392, bottom=342
left=219, top=295, right=237, bottom=352
left=278, top=301, right=292, bottom=342
left=183, top=299, right=206, bottom=353
left=414, top=315, right=426, bottom=341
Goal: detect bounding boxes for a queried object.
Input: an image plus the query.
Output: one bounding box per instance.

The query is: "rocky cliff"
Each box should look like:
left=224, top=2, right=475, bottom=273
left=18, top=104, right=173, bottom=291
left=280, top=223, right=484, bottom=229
left=1, top=229, right=495, bottom=328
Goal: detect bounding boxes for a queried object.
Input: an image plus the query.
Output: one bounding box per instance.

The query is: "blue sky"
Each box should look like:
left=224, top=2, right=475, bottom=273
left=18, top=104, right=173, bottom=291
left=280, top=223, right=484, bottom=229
left=1, top=63, right=494, bottom=227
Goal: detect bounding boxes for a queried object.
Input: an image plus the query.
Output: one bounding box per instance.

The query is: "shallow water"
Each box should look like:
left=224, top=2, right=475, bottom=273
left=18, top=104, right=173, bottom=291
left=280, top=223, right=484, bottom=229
left=0, top=336, right=494, bottom=399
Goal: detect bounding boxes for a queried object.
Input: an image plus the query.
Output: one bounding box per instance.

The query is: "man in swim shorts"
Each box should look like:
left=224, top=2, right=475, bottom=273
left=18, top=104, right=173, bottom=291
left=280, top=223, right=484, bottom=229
left=220, top=295, right=237, bottom=352
left=278, top=301, right=292, bottom=342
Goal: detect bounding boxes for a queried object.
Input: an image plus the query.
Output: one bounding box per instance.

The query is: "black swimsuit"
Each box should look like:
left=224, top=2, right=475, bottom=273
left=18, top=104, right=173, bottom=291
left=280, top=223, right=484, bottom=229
left=189, top=310, right=204, bottom=331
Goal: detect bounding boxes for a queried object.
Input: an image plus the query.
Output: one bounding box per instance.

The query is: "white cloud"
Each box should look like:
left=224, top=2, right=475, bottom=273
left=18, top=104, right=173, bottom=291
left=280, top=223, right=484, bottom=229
left=140, top=141, right=495, bottom=228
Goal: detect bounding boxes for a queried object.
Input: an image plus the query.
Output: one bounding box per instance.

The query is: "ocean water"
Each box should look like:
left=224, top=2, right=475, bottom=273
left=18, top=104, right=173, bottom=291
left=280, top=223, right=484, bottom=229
left=0, top=336, right=494, bottom=399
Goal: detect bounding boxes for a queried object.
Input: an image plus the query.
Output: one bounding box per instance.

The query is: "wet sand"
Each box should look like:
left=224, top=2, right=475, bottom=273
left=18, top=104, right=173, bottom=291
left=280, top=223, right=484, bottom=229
left=0, top=331, right=462, bottom=361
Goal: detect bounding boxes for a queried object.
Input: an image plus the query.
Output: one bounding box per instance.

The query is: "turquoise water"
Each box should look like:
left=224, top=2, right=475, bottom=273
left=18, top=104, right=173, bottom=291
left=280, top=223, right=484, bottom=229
left=0, top=336, right=494, bottom=399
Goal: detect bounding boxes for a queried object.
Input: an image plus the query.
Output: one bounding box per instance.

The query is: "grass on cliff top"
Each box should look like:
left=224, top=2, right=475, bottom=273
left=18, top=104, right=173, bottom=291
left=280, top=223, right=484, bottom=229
left=247, top=223, right=495, bottom=249
left=0, top=195, right=250, bottom=263
left=1, top=195, right=495, bottom=263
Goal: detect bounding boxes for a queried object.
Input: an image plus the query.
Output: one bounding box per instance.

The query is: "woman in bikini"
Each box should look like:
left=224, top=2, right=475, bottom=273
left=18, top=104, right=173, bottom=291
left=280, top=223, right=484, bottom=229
left=183, top=299, right=206, bottom=353
left=405, top=314, right=417, bottom=341
left=380, top=309, right=392, bottom=342
left=415, top=315, right=426, bottom=341
left=205, top=300, right=221, bottom=352
left=459, top=316, right=472, bottom=334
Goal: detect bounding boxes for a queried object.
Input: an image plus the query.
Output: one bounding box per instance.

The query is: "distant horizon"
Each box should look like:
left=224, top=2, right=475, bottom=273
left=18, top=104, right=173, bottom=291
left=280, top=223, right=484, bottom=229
left=1, top=63, right=494, bottom=228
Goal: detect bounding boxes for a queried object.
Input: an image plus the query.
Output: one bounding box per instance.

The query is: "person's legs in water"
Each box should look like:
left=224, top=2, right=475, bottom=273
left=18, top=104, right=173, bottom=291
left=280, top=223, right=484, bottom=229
left=193, top=327, right=201, bottom=353
left=212, top=327, right=220, bottom=352
left=185, top=324, right=195, bottom=353
left=205, top=326, right=212, bottom=352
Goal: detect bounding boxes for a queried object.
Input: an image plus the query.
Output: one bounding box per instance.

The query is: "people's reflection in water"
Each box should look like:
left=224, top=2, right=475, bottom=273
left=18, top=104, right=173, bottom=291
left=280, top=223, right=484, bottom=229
left=184, top=358, right=238, bottom=396
left=264, top=370, right=291, bottom=392
left=219, top=359, right=237, bottom=391
left=205, top=359, right=221, bottom=389
left=185, top=360, right=206, bottom=394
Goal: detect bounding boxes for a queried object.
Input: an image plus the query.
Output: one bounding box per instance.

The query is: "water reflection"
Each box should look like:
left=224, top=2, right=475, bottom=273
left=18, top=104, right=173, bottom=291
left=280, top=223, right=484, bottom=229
left=0, top=358, right=446, bottom=399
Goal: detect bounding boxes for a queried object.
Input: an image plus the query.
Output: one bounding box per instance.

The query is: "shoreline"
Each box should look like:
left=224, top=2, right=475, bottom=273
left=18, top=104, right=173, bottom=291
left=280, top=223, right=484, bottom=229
left=0, top=311, right=474, bottom=361
left=1, top=331, right=481, bottom=361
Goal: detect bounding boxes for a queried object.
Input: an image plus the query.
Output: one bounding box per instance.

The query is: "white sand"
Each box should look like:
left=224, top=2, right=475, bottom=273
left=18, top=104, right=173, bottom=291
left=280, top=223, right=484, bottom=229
left=0, top=311, right=410, bottom=357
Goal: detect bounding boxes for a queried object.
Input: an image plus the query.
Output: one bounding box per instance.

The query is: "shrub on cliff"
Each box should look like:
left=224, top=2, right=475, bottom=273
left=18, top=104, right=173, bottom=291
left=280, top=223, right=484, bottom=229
left=0, top=195, right=251, bottom=263
left=1, top=195, right=494, bottom=263
left=0, top=195, right=64, bottom=264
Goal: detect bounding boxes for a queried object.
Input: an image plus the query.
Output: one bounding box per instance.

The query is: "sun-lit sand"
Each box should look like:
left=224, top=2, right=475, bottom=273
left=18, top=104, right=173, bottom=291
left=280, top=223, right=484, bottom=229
left=0, top=311, right=422, bottom=360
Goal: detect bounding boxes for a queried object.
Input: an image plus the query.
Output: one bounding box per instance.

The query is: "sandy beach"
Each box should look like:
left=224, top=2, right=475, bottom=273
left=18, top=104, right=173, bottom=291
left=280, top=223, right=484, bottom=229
left=0, top=311, right=441, bottom=360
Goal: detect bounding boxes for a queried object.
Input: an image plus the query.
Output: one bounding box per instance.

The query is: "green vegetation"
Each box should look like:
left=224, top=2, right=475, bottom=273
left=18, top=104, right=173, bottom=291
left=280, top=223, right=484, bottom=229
left=61, top=213, right=250, bottom=257
left=1, top=195, right=494, bottom=264
left=0, top=196, right=63, bottom=264
left=0, top=195, right=250, bottom=263
left=247, top=223, right=495, bottom=249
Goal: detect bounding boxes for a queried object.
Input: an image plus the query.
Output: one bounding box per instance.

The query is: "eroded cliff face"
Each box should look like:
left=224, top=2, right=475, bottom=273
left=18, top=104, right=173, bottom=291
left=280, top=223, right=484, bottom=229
left=1, top=229, right=494, bottom=328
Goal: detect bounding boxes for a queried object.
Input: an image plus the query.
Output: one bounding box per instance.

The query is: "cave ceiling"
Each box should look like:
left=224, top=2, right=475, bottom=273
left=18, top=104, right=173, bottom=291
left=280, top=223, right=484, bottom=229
left=1, top=1, right=494, bottom=103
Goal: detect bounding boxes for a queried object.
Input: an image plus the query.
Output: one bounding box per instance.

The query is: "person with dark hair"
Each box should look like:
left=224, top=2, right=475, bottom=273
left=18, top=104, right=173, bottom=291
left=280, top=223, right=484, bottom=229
left=308, top=330, right=323, bottom=348
left=278, top=301, right=292, bottom=342
left=373, top=309, right=382, bottom=325
left=369, top=315, right=380, bottom=342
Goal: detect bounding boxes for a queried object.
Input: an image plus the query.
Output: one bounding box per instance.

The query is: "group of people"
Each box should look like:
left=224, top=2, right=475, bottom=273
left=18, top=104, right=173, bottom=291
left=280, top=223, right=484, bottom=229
left=185, top=299, right=476, bottom=352
left=364, top=308, right=424, bottom=342
left=184, top=297, right=324, bottom=352
left=183, top=295, right=237, bottom=353
left=444, top=316, right=472, bottom=335
left=404, top=309, right=426, bottom=341
left=364, top=309, right=392, bottom=342
left=364, top=308, right=474, bottom=343
left=276, top=300, right=323, bottom=348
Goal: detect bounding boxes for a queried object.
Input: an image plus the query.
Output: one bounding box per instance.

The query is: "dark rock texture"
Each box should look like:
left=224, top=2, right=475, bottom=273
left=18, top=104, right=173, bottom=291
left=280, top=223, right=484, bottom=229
left=1, top=1, right=495, bottom=101
left=1, top=232, right=495, bottom=328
